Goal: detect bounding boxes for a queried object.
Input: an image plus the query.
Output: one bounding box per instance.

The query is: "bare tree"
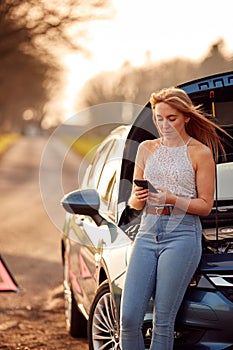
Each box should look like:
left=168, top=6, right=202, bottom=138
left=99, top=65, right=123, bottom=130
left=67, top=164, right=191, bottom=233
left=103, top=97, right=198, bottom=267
left=0, top=0, right=114, bottom=131
left=0, top=0, right=114, bottom=60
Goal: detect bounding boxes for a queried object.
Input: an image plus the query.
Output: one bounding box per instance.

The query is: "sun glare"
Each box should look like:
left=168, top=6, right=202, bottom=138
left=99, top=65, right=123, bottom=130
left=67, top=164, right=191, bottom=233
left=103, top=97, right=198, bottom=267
left=61, top=0, right=233, bottom=121
left=62, top=54, right=95, bottom=118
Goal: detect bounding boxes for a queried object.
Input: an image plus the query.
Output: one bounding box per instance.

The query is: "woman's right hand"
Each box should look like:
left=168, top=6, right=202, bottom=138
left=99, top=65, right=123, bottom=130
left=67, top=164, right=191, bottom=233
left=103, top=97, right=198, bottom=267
left=128, top=185, right=148, bottom=210
left=134, top=186, right=149, bottom=202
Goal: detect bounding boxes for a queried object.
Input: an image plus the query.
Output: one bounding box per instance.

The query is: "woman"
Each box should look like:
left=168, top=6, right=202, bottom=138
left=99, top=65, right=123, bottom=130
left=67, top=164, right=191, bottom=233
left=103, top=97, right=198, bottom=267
left=120, top=87, right=226, bottom=350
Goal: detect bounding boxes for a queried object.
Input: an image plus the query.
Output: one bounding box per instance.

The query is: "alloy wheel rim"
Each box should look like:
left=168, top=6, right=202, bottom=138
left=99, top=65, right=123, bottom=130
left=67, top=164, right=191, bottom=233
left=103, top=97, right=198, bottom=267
left=92, top=292, right=120, bottom=350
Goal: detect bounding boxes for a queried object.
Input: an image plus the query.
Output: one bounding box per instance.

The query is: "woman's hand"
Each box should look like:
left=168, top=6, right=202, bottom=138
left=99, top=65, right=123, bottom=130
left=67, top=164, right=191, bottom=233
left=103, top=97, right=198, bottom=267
left=128, top=185, right=149, bottom=210
left=147, top=186, right=176, bottom=206
left=134, top=186, right=149, bottom=202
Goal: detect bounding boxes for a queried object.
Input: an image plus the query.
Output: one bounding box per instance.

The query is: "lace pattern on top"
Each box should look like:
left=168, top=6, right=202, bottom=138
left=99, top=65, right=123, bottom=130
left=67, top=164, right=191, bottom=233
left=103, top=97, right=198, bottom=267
left=144, top=139, right=197, bottom=198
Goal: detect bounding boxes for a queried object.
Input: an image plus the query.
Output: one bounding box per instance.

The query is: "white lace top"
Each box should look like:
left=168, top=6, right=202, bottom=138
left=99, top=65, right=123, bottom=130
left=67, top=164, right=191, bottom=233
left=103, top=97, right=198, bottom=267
left=144, top=138, right=197, bottom=198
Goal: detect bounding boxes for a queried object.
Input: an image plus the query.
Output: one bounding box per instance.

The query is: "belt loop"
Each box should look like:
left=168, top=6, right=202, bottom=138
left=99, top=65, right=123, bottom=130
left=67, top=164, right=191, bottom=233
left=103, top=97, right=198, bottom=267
left=169, top=206, right=173, bottom=215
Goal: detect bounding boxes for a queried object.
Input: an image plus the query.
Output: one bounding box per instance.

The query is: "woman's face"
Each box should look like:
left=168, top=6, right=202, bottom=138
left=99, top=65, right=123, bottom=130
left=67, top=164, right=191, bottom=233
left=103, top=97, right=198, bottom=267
left=154, top=102, right=189, bottom=140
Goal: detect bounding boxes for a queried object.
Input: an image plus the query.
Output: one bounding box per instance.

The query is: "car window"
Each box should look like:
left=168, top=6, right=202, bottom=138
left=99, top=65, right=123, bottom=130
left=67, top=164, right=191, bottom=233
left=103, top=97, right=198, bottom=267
left=98, top=170, right=117, bottom=218
left=87, top=140, right=114, bottom=189
left=97, top=138, right=125, bottom=220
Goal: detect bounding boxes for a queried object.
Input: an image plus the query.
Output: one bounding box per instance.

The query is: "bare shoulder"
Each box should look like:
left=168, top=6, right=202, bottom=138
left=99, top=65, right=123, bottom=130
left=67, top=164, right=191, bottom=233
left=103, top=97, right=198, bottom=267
left=190, top=138, right=213, bottom=156
left=136, top=139, right=160, bottom=167
left=189, top=138, right=214, bottom=168
left=139, top=138, right=160, bottom=153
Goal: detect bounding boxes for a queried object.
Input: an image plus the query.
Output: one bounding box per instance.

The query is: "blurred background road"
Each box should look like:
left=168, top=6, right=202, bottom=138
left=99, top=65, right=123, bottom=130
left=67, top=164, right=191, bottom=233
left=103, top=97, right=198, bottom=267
left=0, top=135, right=89, bottom=349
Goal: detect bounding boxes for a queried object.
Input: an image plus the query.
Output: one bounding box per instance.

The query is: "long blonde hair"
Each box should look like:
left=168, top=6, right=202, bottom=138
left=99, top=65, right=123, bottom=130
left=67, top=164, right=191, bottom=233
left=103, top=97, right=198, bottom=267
left=150, top=87, right=228, bottom=161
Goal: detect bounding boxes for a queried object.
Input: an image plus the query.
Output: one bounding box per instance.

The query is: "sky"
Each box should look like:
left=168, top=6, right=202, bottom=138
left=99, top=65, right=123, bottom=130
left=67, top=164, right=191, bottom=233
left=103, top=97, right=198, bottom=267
left=61, top=0, right=233, bottom=119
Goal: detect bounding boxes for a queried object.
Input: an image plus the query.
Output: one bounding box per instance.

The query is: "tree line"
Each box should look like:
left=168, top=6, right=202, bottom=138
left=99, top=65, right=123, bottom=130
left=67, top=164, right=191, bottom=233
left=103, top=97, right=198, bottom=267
left=78, top=39, right=233, bottom=113
left=0, top=0, right=232, bottom=133
left=0, top=0, right=113, bottom=132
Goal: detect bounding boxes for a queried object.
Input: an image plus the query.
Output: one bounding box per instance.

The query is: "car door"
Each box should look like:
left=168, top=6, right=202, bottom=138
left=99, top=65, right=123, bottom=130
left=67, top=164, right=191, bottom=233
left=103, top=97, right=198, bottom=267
left=68, top=135, right=130, bottom=315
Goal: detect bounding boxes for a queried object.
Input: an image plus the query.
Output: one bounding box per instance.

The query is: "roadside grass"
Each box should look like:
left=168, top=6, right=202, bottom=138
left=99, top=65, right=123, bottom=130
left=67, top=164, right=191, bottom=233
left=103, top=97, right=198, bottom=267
left=59, top=124, right=121, bottom=161
left=61, top=135, right=103, bottom=161
left=0, top=133, right=19, bottom=156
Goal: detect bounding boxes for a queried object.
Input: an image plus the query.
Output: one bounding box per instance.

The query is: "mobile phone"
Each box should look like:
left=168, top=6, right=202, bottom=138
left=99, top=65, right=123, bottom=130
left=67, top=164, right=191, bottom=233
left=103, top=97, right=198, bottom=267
left=134, top=179, right=159, bottom=193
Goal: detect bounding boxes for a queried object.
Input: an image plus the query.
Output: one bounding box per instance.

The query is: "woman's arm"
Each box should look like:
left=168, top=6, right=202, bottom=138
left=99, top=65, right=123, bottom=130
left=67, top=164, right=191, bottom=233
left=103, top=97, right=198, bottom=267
left=128, top=142, right=151, bottom=210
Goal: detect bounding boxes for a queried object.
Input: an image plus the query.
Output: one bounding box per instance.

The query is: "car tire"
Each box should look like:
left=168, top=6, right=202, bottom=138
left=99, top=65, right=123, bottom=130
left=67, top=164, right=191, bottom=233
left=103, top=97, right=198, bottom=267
left=88, top=281, right=121, bottom=350
left=63, top=248, right=87, bottom=338
left=67, top=289, right=87, bottom=338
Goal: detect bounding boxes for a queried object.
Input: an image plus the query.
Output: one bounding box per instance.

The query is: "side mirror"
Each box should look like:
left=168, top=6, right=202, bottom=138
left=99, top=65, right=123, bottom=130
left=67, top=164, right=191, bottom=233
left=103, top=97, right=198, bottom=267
left=61, top=189, right=105, bottom=226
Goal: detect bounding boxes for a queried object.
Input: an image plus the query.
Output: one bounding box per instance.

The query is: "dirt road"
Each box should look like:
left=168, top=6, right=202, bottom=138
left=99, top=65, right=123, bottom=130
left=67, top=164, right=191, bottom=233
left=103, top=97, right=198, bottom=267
left=0, top=135, right=89, bottom=349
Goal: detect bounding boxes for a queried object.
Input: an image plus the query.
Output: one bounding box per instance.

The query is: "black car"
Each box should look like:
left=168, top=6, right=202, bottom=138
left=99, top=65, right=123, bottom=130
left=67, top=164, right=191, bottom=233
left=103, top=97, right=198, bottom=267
left=61, top=71, right=233, bottom=349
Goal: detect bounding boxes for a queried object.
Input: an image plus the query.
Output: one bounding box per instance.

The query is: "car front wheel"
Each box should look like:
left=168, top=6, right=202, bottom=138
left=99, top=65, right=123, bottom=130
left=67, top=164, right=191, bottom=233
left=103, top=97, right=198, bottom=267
left=88, top=281, right=121, bottom=350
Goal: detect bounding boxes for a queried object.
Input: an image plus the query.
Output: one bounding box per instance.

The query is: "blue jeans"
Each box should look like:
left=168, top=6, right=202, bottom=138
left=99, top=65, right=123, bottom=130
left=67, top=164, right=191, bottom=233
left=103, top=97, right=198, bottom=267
left=120, top=212, right=202, bottom=350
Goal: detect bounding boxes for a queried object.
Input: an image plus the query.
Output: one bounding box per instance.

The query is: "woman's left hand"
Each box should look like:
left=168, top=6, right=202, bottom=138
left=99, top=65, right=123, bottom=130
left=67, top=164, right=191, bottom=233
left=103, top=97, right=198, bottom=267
left=147, top=187, right=175, bottom=206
